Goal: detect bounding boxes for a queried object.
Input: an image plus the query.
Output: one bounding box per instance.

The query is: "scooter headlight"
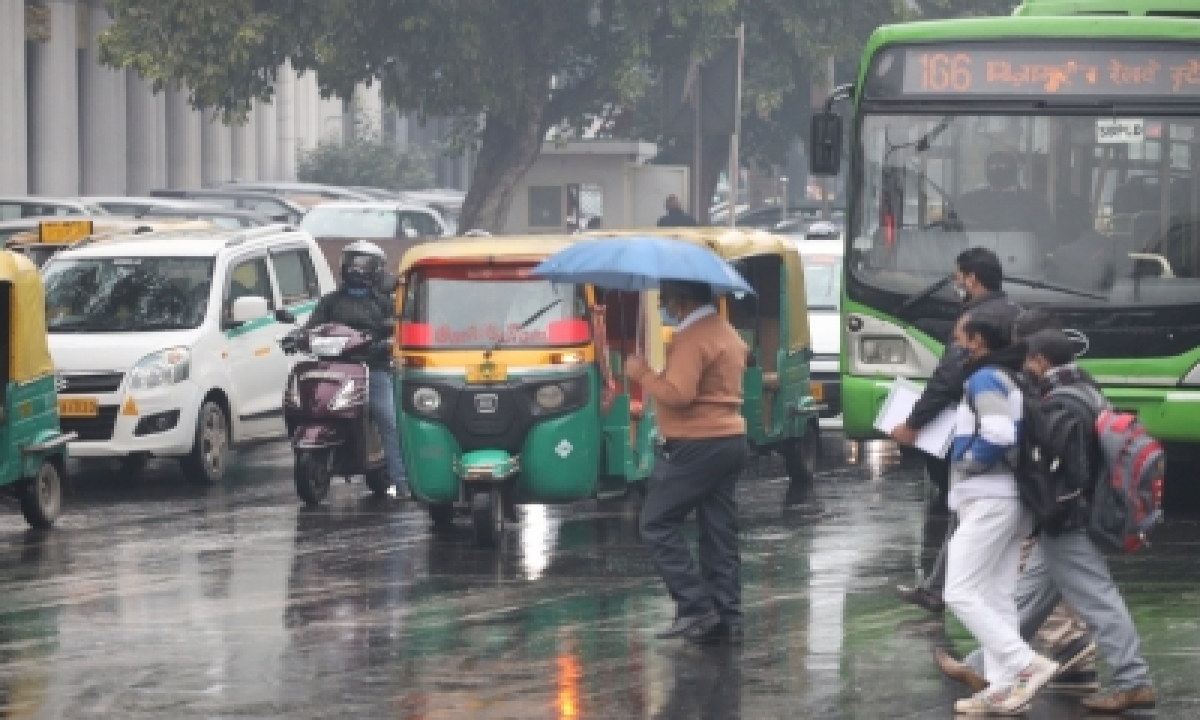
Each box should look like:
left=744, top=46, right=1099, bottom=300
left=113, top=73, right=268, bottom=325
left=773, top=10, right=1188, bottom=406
left=413, top=387, right=441, bottom=415
left=535, top=384, right=566, bottom=410
left=328, top=379, right=361, bottom=411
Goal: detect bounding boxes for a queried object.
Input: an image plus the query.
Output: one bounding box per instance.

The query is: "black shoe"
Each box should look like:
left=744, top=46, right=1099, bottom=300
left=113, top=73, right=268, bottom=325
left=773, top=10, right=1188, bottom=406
left=894, top=584, right=946, bottom=613
left=685, top=618, right=743, bottom=645
left=655, top=612, right=717, bottom=640
left=1052, top=637, right=1097, bottom=675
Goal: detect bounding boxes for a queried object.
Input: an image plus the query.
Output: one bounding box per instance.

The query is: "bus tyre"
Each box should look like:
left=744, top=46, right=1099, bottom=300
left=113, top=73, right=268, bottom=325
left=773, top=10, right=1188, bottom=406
left=471, top=488, right=504, bottom=548
left=294, top=451, right=331, bottom=506
left=428, top=503, right=455, bottom=528
left=19, top=460, right=62, bottom=530
left=182, top=401, right=229, bottom=485
left=365, top=468, right=391, bottom=498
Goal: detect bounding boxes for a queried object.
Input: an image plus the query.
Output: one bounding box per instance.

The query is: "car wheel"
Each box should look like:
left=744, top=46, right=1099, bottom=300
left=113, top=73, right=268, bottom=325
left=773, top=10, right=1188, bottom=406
left=182, top=400, right=229, bottom=485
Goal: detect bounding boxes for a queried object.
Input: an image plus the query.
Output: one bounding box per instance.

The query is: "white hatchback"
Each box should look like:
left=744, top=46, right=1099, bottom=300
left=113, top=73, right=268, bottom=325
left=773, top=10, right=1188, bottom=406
left=798, top=239, right=844, bottom=431
left=42, top=225, right=336, bottom=482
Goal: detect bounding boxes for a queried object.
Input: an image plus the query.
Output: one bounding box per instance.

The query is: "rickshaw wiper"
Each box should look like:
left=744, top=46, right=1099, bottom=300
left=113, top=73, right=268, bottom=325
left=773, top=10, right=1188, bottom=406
left=484, top=298, right=563, bottom=358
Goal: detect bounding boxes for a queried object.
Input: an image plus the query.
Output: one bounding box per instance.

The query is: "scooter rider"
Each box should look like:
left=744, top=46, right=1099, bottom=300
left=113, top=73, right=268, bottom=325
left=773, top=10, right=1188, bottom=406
left=288, top=241, right=409, bottom=498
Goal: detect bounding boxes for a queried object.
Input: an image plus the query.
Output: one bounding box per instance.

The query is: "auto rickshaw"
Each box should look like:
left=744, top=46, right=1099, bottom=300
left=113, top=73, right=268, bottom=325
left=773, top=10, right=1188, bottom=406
left=395, top=237, right=666, bottom=546
left=6, top=217, right=217, bottom=267
left=587, top=229, right=823, bottom=496
left=0, top=250, right=74, bottom=528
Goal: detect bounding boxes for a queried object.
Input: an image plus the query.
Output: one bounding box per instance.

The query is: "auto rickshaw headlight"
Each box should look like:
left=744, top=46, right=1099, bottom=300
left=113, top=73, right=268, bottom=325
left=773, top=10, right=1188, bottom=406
left=413, top=387, right=441, bottom=415
left=129, top=347, right=191, bottom=390
left=535, top=384, right=566, bottom=410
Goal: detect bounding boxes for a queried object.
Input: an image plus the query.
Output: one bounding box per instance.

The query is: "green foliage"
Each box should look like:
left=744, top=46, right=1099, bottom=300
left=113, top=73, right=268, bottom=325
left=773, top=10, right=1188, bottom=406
left=296, top=116, right=432, bottom=191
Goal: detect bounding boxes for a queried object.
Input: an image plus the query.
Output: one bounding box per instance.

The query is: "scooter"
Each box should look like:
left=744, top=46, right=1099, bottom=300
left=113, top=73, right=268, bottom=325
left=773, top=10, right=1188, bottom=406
left=280, top=323, right=391, bottom=505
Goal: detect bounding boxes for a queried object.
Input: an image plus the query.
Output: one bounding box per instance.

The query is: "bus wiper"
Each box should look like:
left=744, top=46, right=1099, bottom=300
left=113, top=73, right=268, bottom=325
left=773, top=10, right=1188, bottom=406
left=1003, top=275, right=1107, bottom=302
left=483, top=298, right=563, bottom=358
left=899, top=275, right=953, bottom=312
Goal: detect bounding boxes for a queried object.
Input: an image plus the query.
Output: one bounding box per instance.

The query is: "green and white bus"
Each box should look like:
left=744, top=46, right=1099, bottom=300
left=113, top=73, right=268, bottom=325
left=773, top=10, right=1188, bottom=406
left=812, top=1, right=1200, bottom=498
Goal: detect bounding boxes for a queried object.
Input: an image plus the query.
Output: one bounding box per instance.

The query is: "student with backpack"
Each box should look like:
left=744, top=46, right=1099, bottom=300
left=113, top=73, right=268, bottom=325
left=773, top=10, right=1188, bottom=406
left=942, top=313, right=1059, bottom=715
left=953, top=329, right=1156, bottom=713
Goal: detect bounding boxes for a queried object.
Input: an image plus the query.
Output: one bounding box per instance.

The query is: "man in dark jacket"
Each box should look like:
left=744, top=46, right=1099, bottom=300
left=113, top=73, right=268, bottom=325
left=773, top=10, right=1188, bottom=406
left=296, top=241, right=409, bottom=498
left=657, top=195, right=698, bottom=227
left=890, top=247, right=1021, bottom=612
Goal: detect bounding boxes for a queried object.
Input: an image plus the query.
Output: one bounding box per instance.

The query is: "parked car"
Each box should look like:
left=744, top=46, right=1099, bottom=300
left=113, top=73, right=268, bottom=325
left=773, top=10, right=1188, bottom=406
left=299, top=201, right=448, bottom=272
left=150, top=189, right=307, bottom=225
left=6, top=217, right=218, bottom=267
left=219, top=181, right=374, bottom=202
left=797, top=238, right=844, bottom=430
left=42, top=224, right=336, bottom=483
left=82, top=196, right=217, bottom=217
left=138, top=206, right=271, bottom=229
left=740, top=202, right=846, bottom=231
left=0, top=196, right=109, bottom=220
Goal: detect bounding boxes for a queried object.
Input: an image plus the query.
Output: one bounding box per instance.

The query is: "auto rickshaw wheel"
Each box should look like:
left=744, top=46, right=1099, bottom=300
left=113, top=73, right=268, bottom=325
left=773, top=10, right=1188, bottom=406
left=427, top=503, right=455, bottom=528
left=19, top=460, right=63, bottom=530
left=471, top=487, right=504, bottom=547
left=182, top=400, right=230, bottom=485
left=365, top=468, right=391, bottom=498
left=783, top=424, right=819, bottom=506
left=294, top=451, right=331, bottom=505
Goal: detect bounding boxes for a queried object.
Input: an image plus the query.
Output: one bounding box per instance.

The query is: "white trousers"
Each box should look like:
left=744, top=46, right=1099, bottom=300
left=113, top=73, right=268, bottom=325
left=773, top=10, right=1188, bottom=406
left=944, top=497, right=1035, bottom=688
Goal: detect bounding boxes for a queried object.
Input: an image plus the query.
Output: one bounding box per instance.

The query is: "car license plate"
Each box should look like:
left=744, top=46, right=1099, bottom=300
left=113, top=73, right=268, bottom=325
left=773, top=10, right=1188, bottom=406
left=809, top=382, right=825, bottom=401
left=58, top=398, right=99, bottom=418
left=466, top=362, right=507, bottom=384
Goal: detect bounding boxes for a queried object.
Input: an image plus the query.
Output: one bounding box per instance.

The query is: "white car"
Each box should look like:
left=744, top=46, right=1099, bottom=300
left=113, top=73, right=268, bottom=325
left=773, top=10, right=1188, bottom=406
left=42, top=225, right=336, bottom=482
left=798, top=239, right=844, bottom=430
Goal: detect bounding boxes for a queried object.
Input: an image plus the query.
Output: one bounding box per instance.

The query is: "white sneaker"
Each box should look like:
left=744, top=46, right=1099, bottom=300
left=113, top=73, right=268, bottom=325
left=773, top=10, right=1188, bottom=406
left=953, top=688, right=1028, bottom=716
left=1001, top=655, right=1059, bottom=711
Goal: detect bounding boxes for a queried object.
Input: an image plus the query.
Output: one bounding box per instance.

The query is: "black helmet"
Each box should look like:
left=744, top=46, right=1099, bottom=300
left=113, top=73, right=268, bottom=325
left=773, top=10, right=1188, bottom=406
left=340, top=240, right=387, bottom=291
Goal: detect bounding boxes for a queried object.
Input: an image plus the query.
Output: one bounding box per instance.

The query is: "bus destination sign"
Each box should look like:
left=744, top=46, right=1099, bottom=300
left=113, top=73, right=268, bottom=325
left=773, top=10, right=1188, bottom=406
left=882, top=45, right=1200, bottom=98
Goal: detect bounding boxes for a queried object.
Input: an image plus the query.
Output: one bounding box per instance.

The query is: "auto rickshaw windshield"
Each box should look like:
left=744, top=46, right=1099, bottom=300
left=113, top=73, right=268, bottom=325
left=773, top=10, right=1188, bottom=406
left=401, top=264, right=589, bottom=349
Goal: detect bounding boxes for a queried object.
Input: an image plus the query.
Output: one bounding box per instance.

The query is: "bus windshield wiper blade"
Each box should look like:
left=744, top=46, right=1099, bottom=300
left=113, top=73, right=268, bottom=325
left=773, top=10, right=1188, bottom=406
left=1004, top=275, right=1107, bottom=302
left=900, top=274, right=953, bottom=311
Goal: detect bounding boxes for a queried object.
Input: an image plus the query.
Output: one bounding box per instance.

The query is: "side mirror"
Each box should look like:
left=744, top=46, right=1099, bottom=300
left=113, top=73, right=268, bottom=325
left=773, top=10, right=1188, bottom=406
left=275, top=308, right=298, bottom=324
left=231, top=295, right=271, bottom=324
left=809, top=112, right=844, bottom=177
left=403, top=227, right=420, bottom=239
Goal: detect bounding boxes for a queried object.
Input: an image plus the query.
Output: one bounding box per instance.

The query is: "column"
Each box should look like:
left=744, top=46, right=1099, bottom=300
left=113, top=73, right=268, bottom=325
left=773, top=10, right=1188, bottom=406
left=126, top=71, right=168, bottom=195
left=276, top=66, right=296, bottom=180
left=29, top=0, right=80, bottom=195
left=0, top=0, right=28, bottom=194
left=81, top=0, right=128, bottom=194
left=230, top=106, right=258, bottom=182
left=166, top=87, right=203, bottom=189
left=256, top=97, right=277, bottom=181
left=201, top=110, right=232, bottom=186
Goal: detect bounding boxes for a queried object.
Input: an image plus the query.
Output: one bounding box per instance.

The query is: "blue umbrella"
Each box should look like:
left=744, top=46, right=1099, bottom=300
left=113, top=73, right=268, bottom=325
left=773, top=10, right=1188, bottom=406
left=531, top=236, right=755, bottom=295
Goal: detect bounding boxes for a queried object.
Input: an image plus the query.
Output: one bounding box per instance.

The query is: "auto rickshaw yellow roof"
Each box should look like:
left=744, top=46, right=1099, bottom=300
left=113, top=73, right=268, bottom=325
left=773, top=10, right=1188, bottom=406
left=0, top=250, right=55, bottom=383
left=583, top=228, right=812, bottom=351
left=397, top=235, right=586, bottom=275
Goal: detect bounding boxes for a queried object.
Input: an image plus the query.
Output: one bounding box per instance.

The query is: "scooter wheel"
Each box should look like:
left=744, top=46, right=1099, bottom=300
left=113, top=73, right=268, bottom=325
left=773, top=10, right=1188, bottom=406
left=295, top=452, right=331, bottom=506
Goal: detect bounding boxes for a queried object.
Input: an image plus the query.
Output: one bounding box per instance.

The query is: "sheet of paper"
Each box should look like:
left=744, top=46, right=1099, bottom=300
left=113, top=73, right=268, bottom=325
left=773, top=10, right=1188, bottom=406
left=874, top=377, right=957, bottom=458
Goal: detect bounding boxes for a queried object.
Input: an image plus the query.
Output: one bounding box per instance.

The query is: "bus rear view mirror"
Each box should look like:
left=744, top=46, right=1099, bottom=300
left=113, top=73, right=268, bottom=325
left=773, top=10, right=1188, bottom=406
left=810, top=113, right=843, bottom=177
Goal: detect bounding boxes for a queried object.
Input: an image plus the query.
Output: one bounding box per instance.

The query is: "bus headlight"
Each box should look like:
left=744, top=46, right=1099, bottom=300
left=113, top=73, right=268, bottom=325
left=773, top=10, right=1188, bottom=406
left=1184, top=362, right=1200, bottom=387
left=859, top=337, right=907, bottom=364
left=535, top=384, right=566, bottom=410
left=412, top=387, right=441, bottom=415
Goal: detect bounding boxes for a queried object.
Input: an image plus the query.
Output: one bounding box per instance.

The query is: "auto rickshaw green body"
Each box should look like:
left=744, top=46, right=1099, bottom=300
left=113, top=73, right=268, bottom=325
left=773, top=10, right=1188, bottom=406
left=394, top=237, right=666, bottom=545
left=0, top=250, right=73, bottom=527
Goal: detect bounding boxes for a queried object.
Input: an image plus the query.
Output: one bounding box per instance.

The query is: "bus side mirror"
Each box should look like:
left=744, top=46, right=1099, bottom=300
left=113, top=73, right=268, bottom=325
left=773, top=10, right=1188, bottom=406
left=809, top=112, right=843, bottom=177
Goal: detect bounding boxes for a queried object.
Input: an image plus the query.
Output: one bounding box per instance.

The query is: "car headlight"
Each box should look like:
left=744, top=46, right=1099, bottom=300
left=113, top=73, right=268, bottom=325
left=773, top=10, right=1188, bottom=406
left=535, top=384, right=566, bottom=410
left=310, top=335, right=350, bottom=358
left=412, top=387, right=441, bottom=415
left=129, top=347, right=190, bottom=390
left=859, top=337, right=907, bottom=364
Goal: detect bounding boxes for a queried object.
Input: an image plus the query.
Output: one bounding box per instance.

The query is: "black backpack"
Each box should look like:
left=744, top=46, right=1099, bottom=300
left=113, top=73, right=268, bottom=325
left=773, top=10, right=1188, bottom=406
left=967, top=368, right=1089, bottom=534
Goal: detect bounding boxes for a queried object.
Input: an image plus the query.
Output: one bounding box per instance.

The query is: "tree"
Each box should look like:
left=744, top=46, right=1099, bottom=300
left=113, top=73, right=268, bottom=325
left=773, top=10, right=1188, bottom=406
left=296, top=114, right=433, bottom=191
left=99, top=0, right=738, bottom=233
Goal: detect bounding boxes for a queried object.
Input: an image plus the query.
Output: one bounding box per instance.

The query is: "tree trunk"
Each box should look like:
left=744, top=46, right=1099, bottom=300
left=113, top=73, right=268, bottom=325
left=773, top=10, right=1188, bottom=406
left=697, top=135, right=730, bottom=226
left=457, top=83, right=550, bottom=234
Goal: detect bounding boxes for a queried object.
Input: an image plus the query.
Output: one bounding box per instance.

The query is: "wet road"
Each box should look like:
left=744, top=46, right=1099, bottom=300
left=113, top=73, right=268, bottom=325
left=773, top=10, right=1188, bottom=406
left=0, top=438, right=1197, bottom=719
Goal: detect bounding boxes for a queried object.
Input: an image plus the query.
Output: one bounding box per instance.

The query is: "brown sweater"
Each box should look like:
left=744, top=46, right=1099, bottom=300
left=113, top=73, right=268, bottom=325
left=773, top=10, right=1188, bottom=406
left=630, top=313, right=747, bottom=440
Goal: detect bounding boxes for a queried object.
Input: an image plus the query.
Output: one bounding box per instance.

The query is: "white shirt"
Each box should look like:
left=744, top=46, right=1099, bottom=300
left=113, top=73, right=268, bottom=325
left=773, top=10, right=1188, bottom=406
left=675, top=304, right=716, bottom=332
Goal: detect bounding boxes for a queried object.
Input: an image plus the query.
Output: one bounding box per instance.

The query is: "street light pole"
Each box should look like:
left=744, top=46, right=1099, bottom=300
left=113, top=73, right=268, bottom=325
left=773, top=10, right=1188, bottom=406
left=728, top=23, right=744, bottom=229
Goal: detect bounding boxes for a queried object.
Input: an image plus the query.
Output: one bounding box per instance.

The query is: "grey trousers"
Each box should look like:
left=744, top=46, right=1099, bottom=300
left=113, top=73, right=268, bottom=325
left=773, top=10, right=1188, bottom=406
left=640, top=435, right=747, bottom=623
left=965, top=530, right=1152, bottom=690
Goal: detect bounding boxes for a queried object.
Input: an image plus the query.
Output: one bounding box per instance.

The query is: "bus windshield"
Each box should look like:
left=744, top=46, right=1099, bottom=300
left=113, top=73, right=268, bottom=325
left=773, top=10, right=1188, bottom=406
left=401, top=265, right=589, bottom=349
left=852, top=112, right=1200, bottom=307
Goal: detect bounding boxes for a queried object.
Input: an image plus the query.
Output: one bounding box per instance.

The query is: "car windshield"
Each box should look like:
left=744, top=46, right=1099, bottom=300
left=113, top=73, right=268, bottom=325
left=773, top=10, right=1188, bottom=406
left=803, top=254, right=843, bottom=311
left=402, top=265, right=588, bottom=349
left=300, top=207, right=397, bottom=238
left=43, top=257, right=214, bottom=332
left=853, top=112, right=1200, bottom=307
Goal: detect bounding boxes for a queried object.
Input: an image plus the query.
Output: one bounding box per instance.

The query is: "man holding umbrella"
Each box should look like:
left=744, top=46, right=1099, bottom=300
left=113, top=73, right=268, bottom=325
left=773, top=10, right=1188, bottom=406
left=626, top=280, right=749, bottom=645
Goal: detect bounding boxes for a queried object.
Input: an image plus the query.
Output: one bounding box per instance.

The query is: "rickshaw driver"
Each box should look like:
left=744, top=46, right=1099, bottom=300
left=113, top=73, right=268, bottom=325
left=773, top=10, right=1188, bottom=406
left=291, top=241, right=410, bottom=498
